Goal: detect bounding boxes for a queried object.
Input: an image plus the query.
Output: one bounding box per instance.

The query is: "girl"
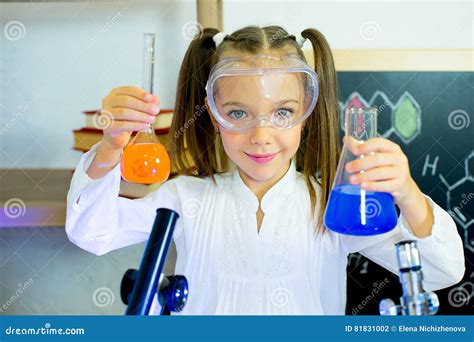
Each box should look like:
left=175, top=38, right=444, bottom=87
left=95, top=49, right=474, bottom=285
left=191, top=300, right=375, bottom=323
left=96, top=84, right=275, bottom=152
left=66, top=26, right=465, bottom=315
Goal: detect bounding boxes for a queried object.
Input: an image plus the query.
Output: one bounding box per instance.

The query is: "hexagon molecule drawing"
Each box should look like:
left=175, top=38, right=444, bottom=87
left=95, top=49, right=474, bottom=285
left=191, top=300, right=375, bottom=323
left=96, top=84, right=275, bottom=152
left=339, top=91, right=421, bottom=144
left=439, top=151, right=474, bottom=254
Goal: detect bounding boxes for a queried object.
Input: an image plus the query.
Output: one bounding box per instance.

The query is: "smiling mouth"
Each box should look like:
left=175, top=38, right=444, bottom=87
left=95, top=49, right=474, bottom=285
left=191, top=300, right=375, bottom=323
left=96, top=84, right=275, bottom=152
left=245, top=152, right=279, bottom=158
left=244, top=152, right=280, bottom=165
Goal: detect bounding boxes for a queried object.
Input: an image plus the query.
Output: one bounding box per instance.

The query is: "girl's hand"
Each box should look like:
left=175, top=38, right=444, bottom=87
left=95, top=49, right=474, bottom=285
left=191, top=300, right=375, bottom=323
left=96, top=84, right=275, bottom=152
left=344, top=136, right=434, bottom=237
left=344, top=136, right=417, bottom=206
left=100, top=86, right=160, bottom=150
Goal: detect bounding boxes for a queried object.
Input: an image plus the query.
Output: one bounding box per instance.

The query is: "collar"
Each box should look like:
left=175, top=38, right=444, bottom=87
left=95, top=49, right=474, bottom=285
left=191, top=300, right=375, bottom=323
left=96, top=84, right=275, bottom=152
left=231, top=159, right=298, bottom=214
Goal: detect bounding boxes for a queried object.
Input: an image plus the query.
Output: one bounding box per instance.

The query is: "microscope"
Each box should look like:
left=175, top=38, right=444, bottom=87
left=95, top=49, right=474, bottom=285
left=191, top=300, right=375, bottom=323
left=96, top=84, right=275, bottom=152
left=120, top=208, right=189, bottom=315
left=379, top=240, right=439, bottom=315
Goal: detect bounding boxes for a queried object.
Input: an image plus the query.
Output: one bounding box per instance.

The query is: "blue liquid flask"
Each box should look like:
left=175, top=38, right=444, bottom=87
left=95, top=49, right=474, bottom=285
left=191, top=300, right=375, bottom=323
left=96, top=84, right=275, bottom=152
left=323, top=107, right=398, bottom=236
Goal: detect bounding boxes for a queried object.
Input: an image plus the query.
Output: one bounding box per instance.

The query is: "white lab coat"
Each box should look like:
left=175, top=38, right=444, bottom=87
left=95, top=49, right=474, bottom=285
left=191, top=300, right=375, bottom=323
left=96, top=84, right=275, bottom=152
left=66, top=142, right=465, bottom=315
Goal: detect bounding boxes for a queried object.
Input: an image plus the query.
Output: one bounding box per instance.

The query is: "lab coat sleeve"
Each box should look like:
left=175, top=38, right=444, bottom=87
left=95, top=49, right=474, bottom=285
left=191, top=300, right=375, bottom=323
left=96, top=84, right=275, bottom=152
left=339, top=194, right=466, bottom=291
left=66, top=142, right=183, bottom=256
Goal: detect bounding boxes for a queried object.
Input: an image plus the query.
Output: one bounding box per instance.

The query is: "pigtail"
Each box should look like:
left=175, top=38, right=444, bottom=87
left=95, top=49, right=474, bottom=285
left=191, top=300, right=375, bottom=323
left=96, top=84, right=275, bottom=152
left=297, top=28, right=341, bottom=234
left=169, top=27, right=228, bottom=182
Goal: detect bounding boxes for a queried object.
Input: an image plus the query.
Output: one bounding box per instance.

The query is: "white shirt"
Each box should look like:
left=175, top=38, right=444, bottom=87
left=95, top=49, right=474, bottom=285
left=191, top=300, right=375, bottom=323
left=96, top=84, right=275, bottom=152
left=66, top=142, right=465, bottom=315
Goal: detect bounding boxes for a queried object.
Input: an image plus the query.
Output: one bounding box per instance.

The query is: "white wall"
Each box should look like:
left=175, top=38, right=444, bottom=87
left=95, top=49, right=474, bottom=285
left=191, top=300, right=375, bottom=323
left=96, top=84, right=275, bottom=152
left=0, top=0, right=472, bottom=168
left=224, top=0, right=473, bottom=48
left=0, top=0, right=197, bottom=168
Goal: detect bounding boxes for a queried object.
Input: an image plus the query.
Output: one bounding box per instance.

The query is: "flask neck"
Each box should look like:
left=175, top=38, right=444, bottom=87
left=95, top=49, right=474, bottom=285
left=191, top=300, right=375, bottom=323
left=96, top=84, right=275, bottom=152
left=345, top=107, right=378, bottom=141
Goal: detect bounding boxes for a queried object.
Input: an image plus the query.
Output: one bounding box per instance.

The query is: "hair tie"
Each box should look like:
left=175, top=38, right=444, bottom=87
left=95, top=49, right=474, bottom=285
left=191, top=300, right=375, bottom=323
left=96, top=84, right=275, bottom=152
left=213, top=32, right=227, bottom=47
left=294, top=32, right=307, bottom=48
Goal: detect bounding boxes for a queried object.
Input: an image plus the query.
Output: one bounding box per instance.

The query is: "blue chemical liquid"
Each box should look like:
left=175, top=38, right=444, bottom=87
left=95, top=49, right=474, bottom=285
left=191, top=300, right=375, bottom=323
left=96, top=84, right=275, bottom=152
left=324, top=184, right=398, bottom=236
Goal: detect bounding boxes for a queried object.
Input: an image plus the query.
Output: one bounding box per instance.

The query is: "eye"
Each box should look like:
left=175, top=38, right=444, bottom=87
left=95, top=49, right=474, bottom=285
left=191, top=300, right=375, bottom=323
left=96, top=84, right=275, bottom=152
left=276, top=108, right=294, bottom=117
left=228, top=110, right=247, bottom=120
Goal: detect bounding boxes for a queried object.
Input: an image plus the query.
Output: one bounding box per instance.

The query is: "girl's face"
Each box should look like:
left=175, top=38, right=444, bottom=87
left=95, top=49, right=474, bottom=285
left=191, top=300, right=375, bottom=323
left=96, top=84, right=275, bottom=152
left=206, top=69, right=305, bottom=192
left=218, top=118, right=303, bottom=190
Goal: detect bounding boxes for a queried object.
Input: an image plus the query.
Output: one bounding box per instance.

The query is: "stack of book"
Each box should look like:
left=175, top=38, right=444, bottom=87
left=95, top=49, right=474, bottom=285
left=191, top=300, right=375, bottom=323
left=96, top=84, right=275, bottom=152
left=73, top=109, right=174, bottom=151
left=73, top=109, right=193, bottom=199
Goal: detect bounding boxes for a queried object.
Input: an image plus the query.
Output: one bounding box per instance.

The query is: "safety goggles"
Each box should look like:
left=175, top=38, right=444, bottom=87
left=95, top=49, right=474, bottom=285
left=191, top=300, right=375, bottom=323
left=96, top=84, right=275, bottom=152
left=205, top=54, right=318, bottom=132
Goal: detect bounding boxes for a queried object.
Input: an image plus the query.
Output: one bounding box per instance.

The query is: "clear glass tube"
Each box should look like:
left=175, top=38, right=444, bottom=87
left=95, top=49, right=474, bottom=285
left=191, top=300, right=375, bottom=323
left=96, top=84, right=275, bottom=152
left=346, top=106, right=377, bottom=142
left=143, top=34, right=155, bottom=95
left=346, top=107, right=377, bottom=226
left=323, top=106, right=398, bottom=236
left=142, top=33, right=155, bottom=134
left=120, top=33, right=171, bottom=184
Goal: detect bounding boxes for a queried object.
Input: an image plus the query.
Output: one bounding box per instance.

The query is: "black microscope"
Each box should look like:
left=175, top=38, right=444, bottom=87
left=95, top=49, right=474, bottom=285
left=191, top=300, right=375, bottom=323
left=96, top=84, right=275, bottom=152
left=120, top=208, right=188, bottom=315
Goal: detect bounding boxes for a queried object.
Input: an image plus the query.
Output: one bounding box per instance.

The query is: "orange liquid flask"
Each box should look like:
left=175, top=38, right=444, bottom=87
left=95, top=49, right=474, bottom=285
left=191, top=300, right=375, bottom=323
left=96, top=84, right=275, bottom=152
left=120, top=33, right=171, bottom=184
left=121, top=129, right=171, bottom=184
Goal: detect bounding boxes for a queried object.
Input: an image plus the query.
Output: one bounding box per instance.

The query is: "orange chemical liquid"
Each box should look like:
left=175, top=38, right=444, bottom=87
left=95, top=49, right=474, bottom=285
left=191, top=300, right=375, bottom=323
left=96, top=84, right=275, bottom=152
left=120, top=143, right=170, bottom=184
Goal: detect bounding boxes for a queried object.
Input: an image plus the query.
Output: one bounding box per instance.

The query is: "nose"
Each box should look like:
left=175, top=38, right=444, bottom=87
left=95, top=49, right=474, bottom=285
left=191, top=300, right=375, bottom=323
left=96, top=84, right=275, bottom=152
left=249, top=123, right=273, bottom=146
